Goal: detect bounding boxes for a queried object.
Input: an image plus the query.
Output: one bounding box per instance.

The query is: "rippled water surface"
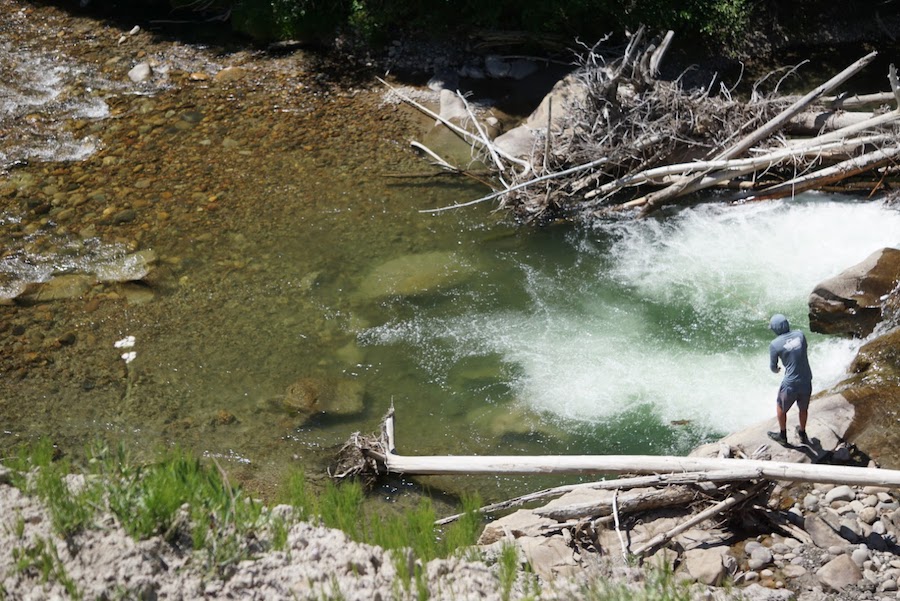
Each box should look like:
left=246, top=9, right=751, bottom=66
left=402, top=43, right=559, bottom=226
left=3, top=2, right=900, bottom=501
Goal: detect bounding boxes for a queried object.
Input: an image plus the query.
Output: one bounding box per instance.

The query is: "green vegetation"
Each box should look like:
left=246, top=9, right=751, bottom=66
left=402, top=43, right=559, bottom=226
left=171, top=0, right=752, bottom=50
left=2, top=439, right=701, bottom=600
left=12, top=537, right=82, bottom=600
left=581, top=562, right=693, bottom=600
left=3, top=438, right=484, bottom=588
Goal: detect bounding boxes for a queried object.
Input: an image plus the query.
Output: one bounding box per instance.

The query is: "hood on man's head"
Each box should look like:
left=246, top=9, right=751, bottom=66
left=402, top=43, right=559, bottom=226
left=769, top=314, right=790, bottom=335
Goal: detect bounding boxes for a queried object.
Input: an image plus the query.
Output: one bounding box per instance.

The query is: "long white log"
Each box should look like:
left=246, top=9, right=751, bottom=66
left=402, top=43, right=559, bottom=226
left=383, top=452, right=900, bottom=487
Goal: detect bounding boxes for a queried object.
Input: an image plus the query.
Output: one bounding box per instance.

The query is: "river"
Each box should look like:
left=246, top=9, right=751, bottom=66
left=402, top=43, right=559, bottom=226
left=2, top=1, right=900, bottom=504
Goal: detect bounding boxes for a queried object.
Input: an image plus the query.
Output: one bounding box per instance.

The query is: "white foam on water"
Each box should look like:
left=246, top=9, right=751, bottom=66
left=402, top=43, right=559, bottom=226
left=367, top=192, right=900, bottom=438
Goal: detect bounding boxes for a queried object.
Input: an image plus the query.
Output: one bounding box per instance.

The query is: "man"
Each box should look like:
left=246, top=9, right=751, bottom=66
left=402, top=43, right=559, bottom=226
left=767, top=314, right=813, bottom=446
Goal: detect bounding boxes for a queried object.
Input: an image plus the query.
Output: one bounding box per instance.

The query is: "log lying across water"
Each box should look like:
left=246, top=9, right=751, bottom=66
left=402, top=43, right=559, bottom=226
left=354, top=409, right=900, bottom=488
left=387, top=31, right=900, bottom=222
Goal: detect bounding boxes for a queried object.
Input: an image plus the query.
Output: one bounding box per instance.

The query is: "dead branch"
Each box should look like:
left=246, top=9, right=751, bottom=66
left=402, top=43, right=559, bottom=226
left=630, top=481, right=770, bottom=557
left=394, top=32, right=900, bottom=223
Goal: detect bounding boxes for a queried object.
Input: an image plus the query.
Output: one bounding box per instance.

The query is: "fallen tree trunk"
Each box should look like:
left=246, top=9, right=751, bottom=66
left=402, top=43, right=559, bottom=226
left=362, top=410, right=900, bottom=487
left=630, top=481, right=769, bottom=557
left=382, top=451, right=900, bottom=486
left=434, top=468, right=766, bottom=525
left=532, top=485, right=697, bottom=521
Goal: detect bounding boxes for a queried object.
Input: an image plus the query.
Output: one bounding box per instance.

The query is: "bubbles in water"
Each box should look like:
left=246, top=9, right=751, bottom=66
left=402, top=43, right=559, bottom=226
left=0, top=41, right=110, bottom=168
left=363, top=196, right=900, bottom=442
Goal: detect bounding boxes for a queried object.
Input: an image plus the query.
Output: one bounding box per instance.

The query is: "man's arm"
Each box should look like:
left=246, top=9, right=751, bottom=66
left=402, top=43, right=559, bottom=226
left=770, top=343, right=781, bottom=373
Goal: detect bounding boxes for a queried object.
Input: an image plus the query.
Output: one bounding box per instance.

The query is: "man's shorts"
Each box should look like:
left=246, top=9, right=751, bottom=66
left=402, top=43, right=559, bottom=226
left=777, top=385, right=811, bottom=412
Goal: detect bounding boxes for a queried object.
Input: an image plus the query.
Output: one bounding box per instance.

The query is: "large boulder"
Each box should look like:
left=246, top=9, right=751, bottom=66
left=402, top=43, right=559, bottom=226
left=808, top=247, right=900, bottom=337
left=493, top=73, right=587, bottom=160
left=689, top=393, right=854, bottom=463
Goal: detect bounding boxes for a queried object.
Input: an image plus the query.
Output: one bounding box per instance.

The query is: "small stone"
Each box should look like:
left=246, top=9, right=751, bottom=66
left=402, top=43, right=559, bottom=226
left=112, top=209, right=136, bottom=224
left=854, top=547, right=872, bottom=566
left=884, top=580, right=899, bottom=592
left=57, top=332, right=76, bottom=346
left=804, top=494, right=820, bottom=511
left=128, top=62, right=152, bottom=83
left=826, top=485, right=856, bottom=505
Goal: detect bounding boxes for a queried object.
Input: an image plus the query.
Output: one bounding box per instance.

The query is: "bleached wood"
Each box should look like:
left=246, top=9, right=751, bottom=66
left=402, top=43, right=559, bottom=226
left=377, top=77, right=530, bottom=173
left=714, top=51, right=878, bottom=161
left=631, top=482, right=768, bottom=557
left=434, top=469, right=764, bottom=525
left=377, top=412, right=900, bottom=486
left=382, top=451, right=900, bottom=486
left=649, top=31, right=675, bottom=76
left=821, top=91, right=894, bottom=109
left=533, top=485, right=696, bottom=521
left=787, top=110, right=875, bottom=135
left=637, top=51, right=879, bottom=214
left=749, top=145, right=900, bottom=200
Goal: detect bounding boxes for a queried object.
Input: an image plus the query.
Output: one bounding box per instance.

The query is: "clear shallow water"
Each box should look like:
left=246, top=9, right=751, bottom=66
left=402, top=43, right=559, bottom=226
left=3, top=3, right=900, bottom=501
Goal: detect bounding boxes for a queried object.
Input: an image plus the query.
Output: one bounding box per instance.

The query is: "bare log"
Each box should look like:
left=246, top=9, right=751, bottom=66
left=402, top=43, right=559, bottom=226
left=821, top=91, right=895, bottom=109
left=532, top=485, right=696, bottom=521
left=749, top=145, right=900, bottom=200
left=649, top=31, right=675, bottom=77
left=371, top=411, right=900, bottom=486
left=636, top=52, right=879, bottom=214
left=714, top=52, right=878, bottom=161
left=383, top=451, right=900, bottom=486
left=630, top=481, right=769, bottom=557
left=435, top=469, right=764, bottom=525
left=787, top=110, right=875, bottom=135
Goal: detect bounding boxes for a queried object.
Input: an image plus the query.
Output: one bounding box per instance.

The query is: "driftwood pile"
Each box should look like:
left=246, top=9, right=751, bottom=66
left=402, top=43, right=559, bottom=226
left=391, top=30, right=900, bottom=222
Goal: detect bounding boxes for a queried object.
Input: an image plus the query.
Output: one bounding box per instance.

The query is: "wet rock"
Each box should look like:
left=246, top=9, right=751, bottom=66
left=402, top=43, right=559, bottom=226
left=356, top=251, right=477, bottom=299
left=127, top=62, right=152, bottom=83
left=20, top=274, right=94, bottom=302
left=808, top=247, right=900, bottom=337
left=118, top=282, right=155, bottom=304
left=280, top=376, right=364, bottom=420
left=111, top=209, right=136, bottom=224
left=214, top=66, right=247, bottom=83
left=94, top=249, right=157, bottom=282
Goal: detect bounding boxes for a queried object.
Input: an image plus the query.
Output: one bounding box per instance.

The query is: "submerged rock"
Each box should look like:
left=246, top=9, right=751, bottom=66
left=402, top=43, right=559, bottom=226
left=19, top=274, right=94, bottom=303
left=94, top=249, right=157, bottom=282
left=357, top=251, right=477, bottom=299
left=279, top=376, right=365, bottom=421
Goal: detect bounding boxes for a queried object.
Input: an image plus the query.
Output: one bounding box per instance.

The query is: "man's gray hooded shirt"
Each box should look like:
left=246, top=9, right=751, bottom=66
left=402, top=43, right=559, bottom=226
left=769, top=314, right=812, bottom=394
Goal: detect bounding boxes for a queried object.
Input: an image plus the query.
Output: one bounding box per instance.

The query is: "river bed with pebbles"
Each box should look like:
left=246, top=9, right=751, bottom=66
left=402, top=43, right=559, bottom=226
left=0, top=0, right=514, bottom=501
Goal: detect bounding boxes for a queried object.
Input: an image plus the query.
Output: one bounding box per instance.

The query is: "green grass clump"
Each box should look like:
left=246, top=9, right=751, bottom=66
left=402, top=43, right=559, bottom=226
left=12, top=537, right=82, bottom=599
left=6, top=439, right=98, bottom=537
left=582, top=563, right=693, bottom=601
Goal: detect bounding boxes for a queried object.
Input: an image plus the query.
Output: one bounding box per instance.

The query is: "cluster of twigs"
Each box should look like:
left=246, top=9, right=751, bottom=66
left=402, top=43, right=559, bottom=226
left=390, top=29, right=900, bottom=222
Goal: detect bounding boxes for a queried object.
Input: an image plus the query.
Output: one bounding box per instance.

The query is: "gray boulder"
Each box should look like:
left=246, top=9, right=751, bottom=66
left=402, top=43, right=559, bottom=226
left=815, top=553, right=862, bottom=591
left=808, top=247, right=900, bottom=337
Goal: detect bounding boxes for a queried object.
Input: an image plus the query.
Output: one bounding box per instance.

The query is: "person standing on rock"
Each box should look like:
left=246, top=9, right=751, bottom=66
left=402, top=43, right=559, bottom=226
left=767, top=314, right=813, bottom=446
